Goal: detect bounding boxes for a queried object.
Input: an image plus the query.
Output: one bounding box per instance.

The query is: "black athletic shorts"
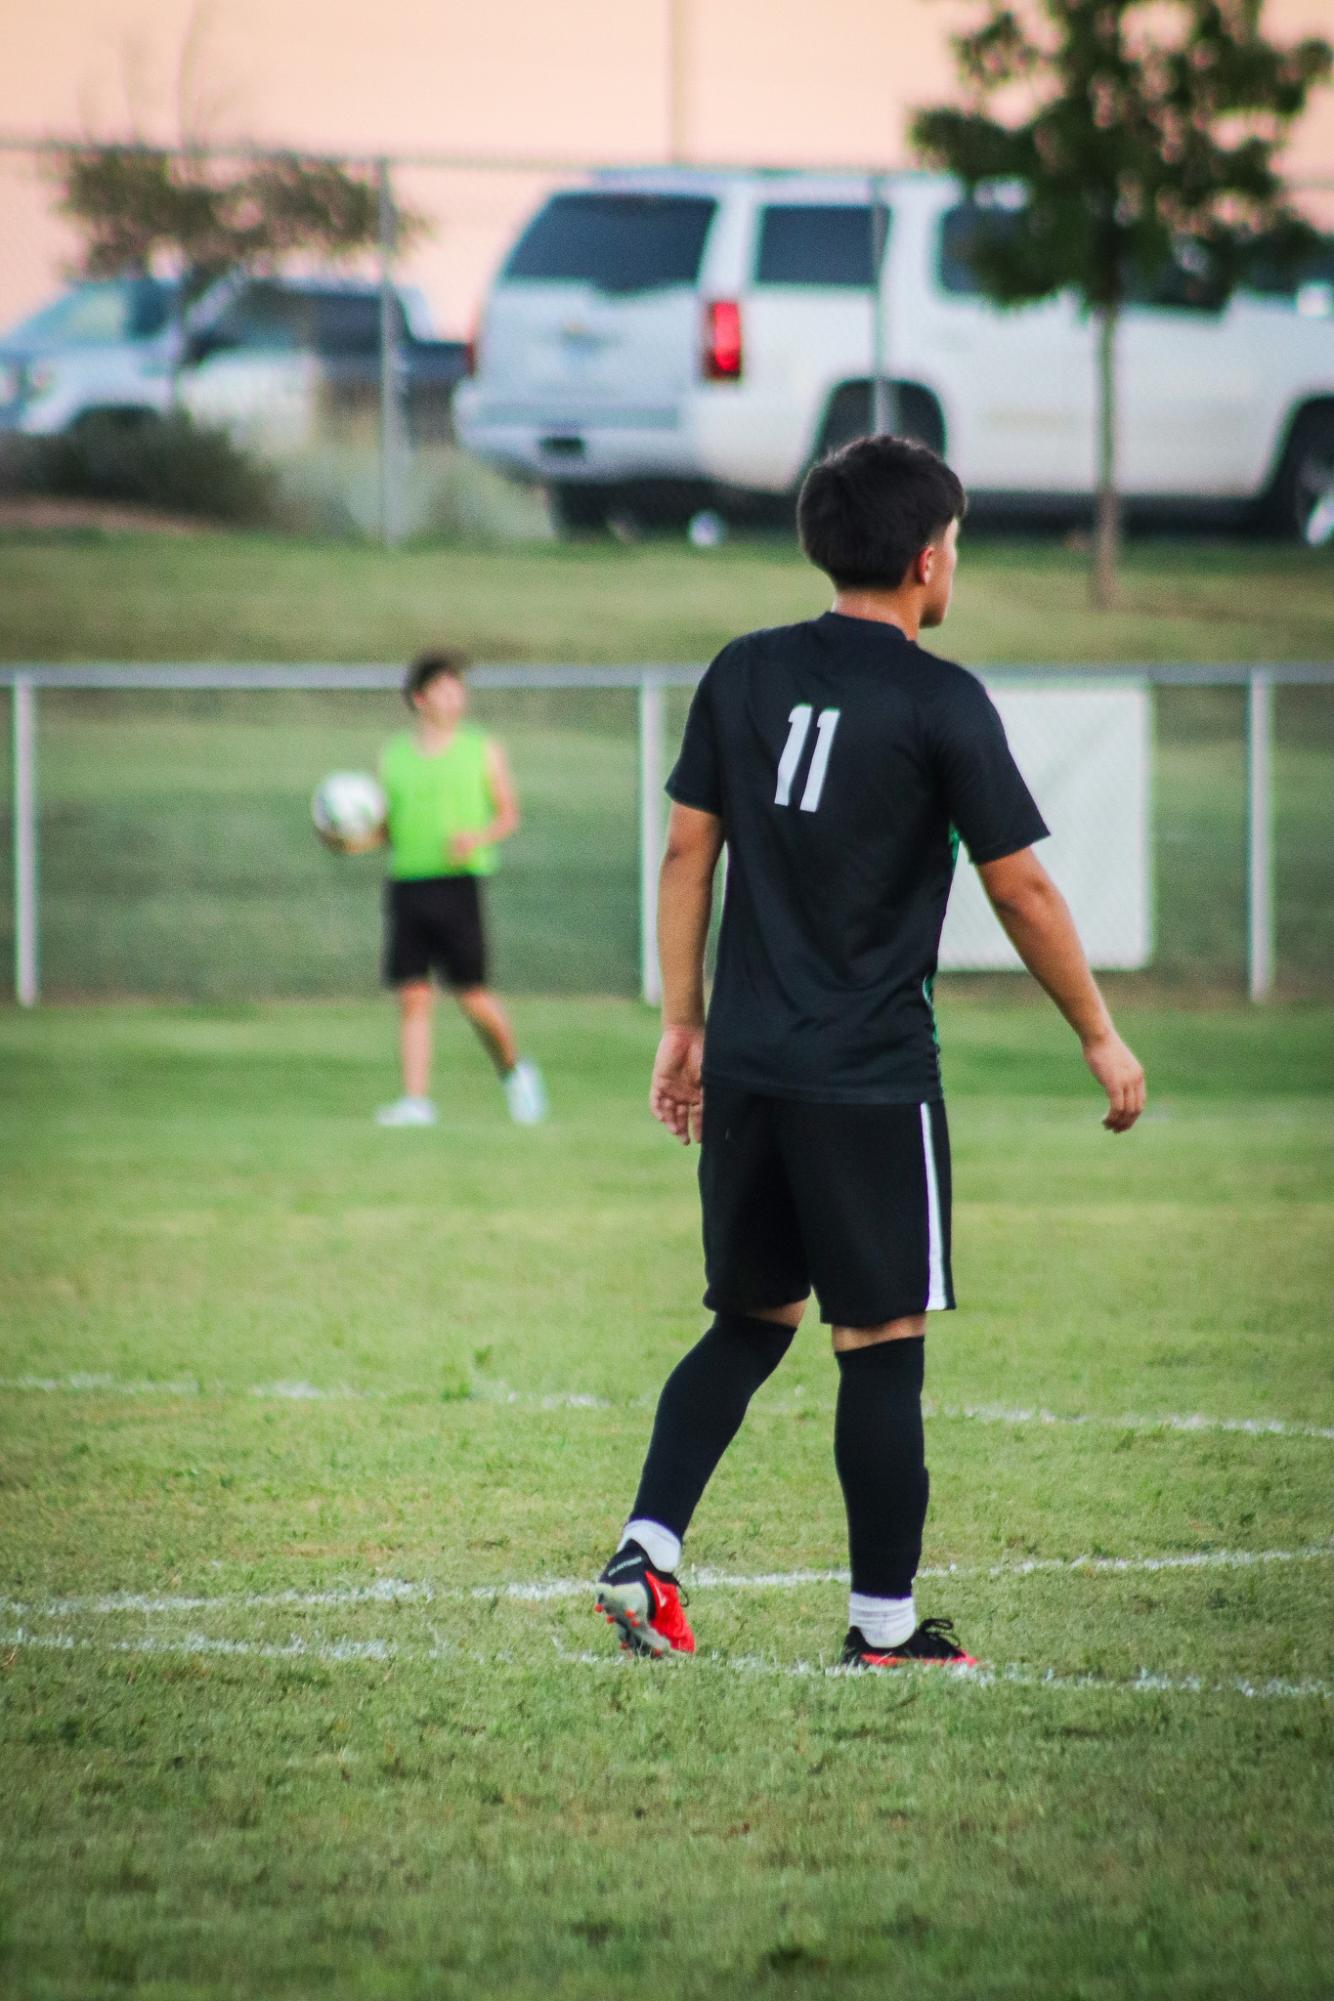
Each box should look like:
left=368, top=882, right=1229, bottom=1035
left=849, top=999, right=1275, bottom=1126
left=383, top=875, right=488, bottom=989
left=698, top=1082, right=954, bottom=1327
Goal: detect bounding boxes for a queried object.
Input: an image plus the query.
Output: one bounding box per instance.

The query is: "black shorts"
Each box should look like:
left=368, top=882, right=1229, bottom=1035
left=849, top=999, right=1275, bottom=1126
left=383, top=875, right=489, bottom=990
left=699, top=1082, right=954, bottom=1327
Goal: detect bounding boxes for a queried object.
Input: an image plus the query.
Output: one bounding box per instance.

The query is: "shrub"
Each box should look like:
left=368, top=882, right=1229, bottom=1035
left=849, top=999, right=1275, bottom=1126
left=0, top=411, right=276, bottom=524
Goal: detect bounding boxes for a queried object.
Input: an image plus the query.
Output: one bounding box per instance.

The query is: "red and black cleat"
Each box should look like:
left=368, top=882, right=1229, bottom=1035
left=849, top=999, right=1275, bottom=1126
left=595, top=1541, right=695, bottom=1657
left=841, top=1616, right=979, bottom=1669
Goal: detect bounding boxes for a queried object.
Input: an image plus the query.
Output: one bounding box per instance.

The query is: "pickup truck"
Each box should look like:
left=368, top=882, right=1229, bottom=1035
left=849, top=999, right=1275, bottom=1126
left=0, top=274, right=468, bottom=446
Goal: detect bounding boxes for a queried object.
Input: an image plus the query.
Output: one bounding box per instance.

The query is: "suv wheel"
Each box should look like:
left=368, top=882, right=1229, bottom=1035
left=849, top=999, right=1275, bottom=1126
left=1269, top=407, right=1334, bottom=546
left=817, top=383, right=945, bottom=458
left=550, top=482, right=613, bottom=537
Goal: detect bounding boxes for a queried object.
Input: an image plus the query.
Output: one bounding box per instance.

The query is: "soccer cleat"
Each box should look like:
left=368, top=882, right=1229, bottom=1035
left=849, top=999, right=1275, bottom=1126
left=504, top=1060, right=547, bottom=1126
left=595, top=1541, right=695, bottom=1658
left=375, top=1095, right=439, bottom=1127
left=840, top=1616, right=979, bottom=1670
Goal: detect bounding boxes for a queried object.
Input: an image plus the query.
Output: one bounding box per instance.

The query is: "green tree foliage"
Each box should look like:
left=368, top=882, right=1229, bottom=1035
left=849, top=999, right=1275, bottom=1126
left=53, top=145, right=423, bottom=299
left=51, top=144, right=426, bottom=421
left=912, top=0, right=1330, bottom=603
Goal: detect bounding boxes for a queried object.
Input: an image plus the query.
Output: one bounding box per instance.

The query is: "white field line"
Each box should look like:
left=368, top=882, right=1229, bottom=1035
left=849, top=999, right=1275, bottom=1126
left=5, top=1541, right=1331, bottom=1623
left=3, top=1371, right=1333, bottom=1440
left=0, top=1375, right=616, bottom=1408
left=0, top=1625, right=1327, bottom=1703
left=925, top=1400, right=1334, bottom=1442
left=1, top=1374, right=209, bottom=1397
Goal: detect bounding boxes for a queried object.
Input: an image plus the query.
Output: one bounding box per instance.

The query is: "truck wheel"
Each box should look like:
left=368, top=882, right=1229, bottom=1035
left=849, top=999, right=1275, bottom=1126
left=1269, top=407, right=1334, bottom=546
left=550, top=483, right=613, bottom=537
left=817, top=383, right=945, bottom=458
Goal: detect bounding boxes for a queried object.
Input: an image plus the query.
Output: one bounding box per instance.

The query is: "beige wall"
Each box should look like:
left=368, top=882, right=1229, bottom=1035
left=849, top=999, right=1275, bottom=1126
left=2, top=0, right=1330, bottom=332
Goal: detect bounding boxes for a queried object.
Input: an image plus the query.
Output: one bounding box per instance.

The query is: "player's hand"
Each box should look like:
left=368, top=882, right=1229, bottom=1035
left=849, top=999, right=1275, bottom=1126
left=450, top=832, right=480, bottom=861
left=316, top=825, right=384, bottom=855
left=1082, top=1030, right=1146, bottom=1133
left=650, top=1026, right=705, bottom=1145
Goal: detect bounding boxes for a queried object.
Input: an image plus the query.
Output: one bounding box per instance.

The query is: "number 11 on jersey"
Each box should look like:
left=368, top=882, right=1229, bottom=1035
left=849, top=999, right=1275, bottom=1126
left=774, top=705, right=841, bottom=813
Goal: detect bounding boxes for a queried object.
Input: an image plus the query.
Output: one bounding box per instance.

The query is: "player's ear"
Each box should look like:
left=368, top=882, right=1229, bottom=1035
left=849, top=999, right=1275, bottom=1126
left=914, top=543, right=935, bottom=587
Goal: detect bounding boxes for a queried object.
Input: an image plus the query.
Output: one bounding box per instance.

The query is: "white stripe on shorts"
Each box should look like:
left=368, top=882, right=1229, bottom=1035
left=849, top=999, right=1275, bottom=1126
left=920, top=1102, right=948, bottom=1310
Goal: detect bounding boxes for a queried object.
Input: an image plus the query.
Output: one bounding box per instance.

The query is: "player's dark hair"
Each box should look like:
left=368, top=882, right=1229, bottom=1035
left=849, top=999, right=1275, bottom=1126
left=404, top=649, right=468, bottom=705
left=798, top=434, right=966, bottom=591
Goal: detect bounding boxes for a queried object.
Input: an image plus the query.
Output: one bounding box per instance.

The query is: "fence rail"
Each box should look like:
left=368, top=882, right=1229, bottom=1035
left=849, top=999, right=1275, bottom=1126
left=6, top=662, right=1334, bottom=689
left=3, top=661, right=1332, bottom=1009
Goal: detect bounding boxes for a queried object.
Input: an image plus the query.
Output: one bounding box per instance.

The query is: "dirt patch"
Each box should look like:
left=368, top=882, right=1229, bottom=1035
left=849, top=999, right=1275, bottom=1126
left=0, top=496, right=210, bottom=537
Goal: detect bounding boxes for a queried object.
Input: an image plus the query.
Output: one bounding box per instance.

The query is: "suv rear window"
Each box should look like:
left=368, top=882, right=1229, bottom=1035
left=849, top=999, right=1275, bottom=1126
left=502, top=194, right=717, bottom=294
left=1240, top=236, right=1334, bottom=302
left=1124, top=241, right=1229, bottom=314
left=938, top=203, right=1025, bottom=296
left=754, top=205, right=886, bottom=287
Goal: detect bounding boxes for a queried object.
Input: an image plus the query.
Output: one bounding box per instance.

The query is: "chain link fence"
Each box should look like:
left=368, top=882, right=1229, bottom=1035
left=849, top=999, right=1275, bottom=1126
left=2, top=664, right=1331, bottom=1006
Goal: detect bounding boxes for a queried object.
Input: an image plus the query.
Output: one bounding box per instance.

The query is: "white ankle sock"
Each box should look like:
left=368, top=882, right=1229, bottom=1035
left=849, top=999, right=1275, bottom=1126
left=849, top=1592, right=916, bottom=1648
left=621, top=1519, right=682, bottom=1574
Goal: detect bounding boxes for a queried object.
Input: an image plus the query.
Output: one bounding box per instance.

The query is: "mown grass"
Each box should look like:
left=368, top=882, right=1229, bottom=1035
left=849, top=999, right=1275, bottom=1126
left=1, top=530, right=1331, bottom=666
left=1, top=997, right=1331, bottom=2000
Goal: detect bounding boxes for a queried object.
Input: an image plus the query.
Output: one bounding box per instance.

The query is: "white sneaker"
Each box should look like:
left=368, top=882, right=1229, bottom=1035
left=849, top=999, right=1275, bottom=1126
left=375, top=1096, right=438, bottom=1127
left=503, top=1060, right=547, bottom=1125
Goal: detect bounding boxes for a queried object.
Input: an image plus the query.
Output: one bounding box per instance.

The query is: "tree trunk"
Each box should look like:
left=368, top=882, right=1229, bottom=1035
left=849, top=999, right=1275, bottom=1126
left=1092, top=300, right=1120, bottom=609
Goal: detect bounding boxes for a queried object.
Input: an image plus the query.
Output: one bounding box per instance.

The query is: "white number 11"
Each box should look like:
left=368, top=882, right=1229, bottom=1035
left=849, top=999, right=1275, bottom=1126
left=774, top=704, right=841, bottom=813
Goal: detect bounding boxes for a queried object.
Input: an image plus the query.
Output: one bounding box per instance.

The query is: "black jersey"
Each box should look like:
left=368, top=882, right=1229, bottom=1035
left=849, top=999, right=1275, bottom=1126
left=666, top=611, right=1049, bottom=1104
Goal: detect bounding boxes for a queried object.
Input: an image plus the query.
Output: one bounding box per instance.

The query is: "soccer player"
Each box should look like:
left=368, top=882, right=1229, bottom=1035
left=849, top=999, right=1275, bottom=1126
left=595, top=436, right=1145, bottom=1668
left=375, top=650, right=546, bottom=1128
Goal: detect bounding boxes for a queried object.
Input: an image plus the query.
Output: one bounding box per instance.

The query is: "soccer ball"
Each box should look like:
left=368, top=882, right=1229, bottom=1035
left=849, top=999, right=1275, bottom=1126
left=311, top=771, right=387, bottom=853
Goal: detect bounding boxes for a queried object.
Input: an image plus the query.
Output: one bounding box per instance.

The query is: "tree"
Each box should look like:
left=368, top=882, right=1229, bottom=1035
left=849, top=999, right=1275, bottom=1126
left=51, top=143, right=423, bottom=399
left=911, top=0, right=1331, bottom=605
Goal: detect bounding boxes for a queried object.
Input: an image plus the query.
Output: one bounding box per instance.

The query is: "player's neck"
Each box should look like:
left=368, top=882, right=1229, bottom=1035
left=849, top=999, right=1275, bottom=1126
left=830, top=589, right=924, bottom=641
left=414, top=719, right=458, bottom=754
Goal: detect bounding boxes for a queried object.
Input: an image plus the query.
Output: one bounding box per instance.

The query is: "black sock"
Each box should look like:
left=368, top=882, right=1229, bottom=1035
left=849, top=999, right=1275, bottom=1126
left=834, top=1337, right=929, bottom=1601
left=630, top=1312, right=795, bottom=1542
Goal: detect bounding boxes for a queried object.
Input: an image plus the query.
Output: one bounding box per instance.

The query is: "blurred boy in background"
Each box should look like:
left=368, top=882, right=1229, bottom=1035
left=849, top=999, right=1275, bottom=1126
left=375, top=650, right=545, bottom=1128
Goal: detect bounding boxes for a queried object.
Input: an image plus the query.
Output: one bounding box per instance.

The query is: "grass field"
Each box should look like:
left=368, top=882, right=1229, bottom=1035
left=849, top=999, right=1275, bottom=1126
left=3, top=995, right=1331, bottom=2000
left=1, top=530, right=1332, bottom=666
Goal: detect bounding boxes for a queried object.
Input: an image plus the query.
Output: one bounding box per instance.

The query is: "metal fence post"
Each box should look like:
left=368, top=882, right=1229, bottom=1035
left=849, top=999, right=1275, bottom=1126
left=377, top=157, right=403, bottom=549
left=666, top=0, right=689, bottom=163
left=1246, top=669, right=1275, bottom=1001
left=638, top=677, right=666, bottom=1007
left=13, top=674, right=38, bottom=1006
left=869, top=172, right=897, bottom=436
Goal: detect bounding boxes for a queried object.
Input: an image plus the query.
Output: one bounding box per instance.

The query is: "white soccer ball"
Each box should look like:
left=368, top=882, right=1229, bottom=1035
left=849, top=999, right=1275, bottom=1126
left=311, top=771, right=386, bottom=852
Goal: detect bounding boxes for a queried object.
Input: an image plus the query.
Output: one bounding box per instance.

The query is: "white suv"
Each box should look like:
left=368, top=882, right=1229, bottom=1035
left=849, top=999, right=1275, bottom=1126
left=455, top=168, right=1334, bottom=541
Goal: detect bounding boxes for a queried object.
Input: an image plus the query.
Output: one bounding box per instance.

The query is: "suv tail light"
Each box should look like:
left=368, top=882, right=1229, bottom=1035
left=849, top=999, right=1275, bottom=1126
left=702, top=300, right=743, bottom=381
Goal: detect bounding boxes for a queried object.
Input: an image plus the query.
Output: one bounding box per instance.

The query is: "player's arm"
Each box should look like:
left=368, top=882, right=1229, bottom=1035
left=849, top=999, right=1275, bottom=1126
left=652, top=802, right=724, bottom=1145
left=976, top=846, right=1146, bottom=1134
left=451, top=741, right=520, bottom=861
